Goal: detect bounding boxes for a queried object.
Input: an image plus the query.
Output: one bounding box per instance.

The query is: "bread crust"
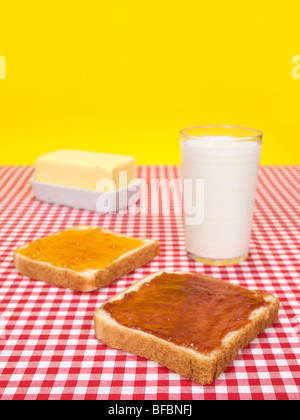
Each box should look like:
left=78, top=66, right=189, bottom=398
left=94, top=271, right=280, bottom=385
left=13, top=228, right=160, bottom=292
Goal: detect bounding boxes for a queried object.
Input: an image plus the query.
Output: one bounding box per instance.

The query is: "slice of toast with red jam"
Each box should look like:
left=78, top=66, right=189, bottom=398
left=94, top=271, right=279, bottom=385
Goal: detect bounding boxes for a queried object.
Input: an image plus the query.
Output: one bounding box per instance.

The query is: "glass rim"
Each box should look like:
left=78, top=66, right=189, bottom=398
left=180, top=125, right=263, bottom=142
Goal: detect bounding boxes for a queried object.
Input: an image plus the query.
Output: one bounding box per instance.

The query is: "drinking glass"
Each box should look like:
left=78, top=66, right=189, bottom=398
left=180, top=125, right=262, bottom=266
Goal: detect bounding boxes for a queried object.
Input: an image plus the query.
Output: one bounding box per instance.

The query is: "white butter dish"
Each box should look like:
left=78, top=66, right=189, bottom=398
left=31, top=178, right=141, bottom=214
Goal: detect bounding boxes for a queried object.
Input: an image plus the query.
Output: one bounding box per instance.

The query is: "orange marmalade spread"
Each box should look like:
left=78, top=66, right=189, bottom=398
left=103, top=272, right=268, bottom=354
left=17, top=227, right=144, bottom=272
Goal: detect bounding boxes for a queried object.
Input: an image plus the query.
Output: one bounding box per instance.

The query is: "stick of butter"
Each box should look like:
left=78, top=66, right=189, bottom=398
left=35, top=150, right=136, bottom=192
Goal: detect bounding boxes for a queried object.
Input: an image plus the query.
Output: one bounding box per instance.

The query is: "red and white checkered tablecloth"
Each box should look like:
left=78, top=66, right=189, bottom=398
left=0, top=165, right=299, bottom=400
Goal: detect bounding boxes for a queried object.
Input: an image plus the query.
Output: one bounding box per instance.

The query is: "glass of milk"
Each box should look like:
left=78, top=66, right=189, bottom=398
left=180, top=125, right=262, bottom=266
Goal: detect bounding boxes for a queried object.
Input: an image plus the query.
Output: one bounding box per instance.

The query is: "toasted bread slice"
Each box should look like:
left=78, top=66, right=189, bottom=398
left=14, top=226, right=160, bottom=292
left=94, top=271, right=279, bottom=385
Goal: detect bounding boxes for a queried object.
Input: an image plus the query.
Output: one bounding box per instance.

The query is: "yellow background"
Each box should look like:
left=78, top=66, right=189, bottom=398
left=0, top=1, right=299, bottom=165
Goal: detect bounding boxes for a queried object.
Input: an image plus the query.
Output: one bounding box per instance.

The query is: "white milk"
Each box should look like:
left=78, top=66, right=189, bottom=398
left=181, top=136, right=262, bottom=262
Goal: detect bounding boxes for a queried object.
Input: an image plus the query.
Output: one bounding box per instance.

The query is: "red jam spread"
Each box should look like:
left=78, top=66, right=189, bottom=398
left=17, top=227, right=144, bottom=272
left=103, top=272, right=268, bottom=354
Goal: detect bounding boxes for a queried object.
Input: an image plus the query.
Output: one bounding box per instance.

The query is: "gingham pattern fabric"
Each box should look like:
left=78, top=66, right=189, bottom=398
left=0, top=165, right=299, bottom=400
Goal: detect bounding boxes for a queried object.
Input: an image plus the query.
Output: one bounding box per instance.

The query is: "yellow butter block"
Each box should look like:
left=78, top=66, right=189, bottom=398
left=35, top=150, right=136, bottom=191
